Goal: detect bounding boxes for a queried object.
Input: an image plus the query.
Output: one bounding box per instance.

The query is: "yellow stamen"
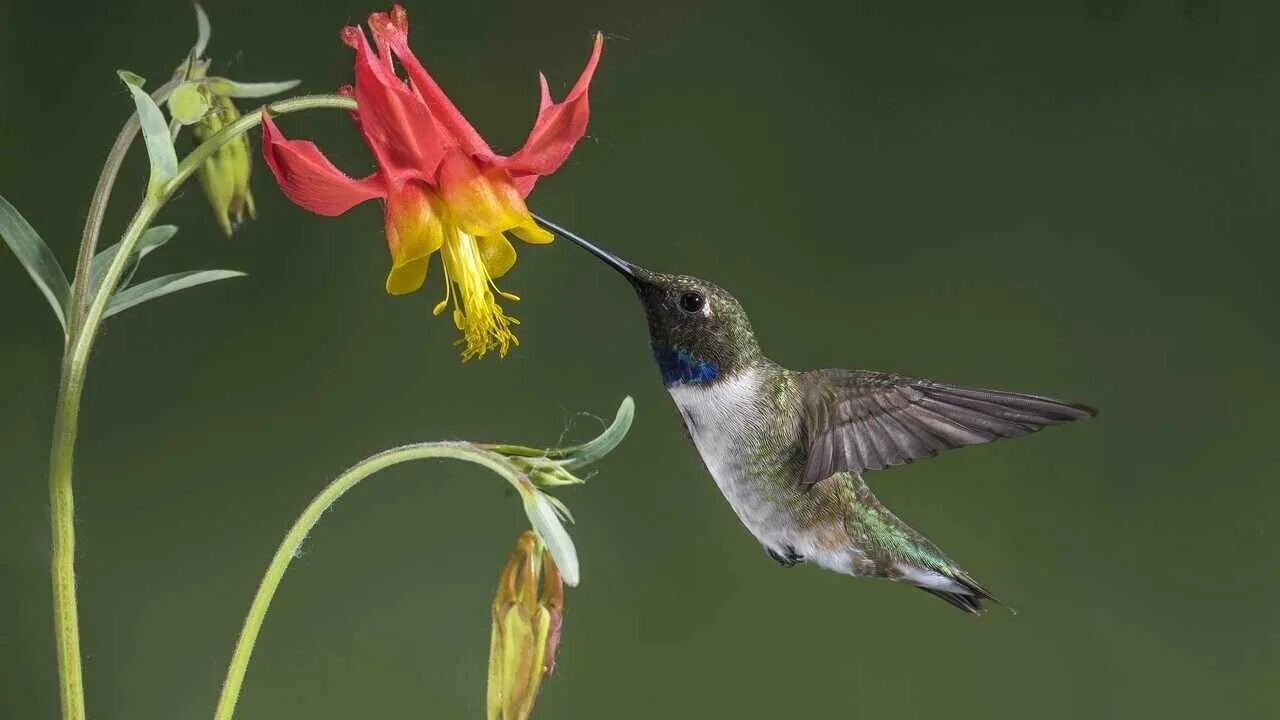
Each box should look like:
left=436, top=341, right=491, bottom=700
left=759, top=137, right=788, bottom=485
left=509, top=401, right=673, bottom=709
left=440, top=227, right=521, bottom=360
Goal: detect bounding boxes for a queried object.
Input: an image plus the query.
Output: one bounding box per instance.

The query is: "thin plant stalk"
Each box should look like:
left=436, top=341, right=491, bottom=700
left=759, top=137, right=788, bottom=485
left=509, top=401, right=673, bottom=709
left=46, top=94, right=357, bottom=720
left=48, top=79, right=181, bottom=719
left=211, top=443, right=534, bottom=720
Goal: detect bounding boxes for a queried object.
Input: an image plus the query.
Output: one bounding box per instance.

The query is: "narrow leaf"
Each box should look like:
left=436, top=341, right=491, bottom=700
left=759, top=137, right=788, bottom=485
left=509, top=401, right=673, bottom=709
left=206, top=77, right=302, bottom=98
left=484, top=396, right=636, bottom=470
left=88, top=224, right=178, bottom=296
left=542, top=493, right=576, bottom=524
left=192, top=2, right=212, bottom=58
left=119, top=70, right=178, bottom=188
left=104, top=269, right=245, bottom=318
left=0, top=193, right=69, bottom=329
left=560, top=396, right=635, bottom=470
left=520, top=490, right=580, bottom=587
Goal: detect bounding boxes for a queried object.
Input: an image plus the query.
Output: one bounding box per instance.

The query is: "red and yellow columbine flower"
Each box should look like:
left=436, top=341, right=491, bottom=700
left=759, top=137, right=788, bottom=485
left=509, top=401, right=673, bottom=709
left=261, top=5, right=601, bottom=359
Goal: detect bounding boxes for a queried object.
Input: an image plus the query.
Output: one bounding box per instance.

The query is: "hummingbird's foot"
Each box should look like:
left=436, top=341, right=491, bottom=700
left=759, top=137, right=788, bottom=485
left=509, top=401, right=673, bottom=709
left=767, top=545, right=805, bottom=567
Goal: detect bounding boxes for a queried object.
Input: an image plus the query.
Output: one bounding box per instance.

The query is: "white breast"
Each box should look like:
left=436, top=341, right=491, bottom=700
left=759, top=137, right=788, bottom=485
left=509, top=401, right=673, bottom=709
left=667, top=369, right=782, bottom=535
left=667, top=369, right=763, bottom=490
left=668, top=369, right=862, bottom=575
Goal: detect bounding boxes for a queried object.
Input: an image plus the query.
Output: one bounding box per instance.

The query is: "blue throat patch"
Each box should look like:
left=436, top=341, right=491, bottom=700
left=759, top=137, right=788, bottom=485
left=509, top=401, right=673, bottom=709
left=654, top=346, right=720, bottom=386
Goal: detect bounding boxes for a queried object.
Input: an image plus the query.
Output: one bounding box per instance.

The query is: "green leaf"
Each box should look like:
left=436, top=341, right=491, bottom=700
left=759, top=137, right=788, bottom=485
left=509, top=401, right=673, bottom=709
left=206, top=77, right=302, bottom=99
left=560, top=396, right=635, bottom=469
left=118, top=70, right=178, bottom=190
left=192, top=2, right=212, bottom=58
left=520, top=490, right=579, bottom=587
left=0, top=193, right=70, bottom=329
left=88, top=224, right=178, bottom=296
left=104, top=269, right=245, bottom=318
left=118, top=69, right=146, bottom=87
left=542, top=493, right=576, bottom=524
left=485, top=396, right=636, bottom=471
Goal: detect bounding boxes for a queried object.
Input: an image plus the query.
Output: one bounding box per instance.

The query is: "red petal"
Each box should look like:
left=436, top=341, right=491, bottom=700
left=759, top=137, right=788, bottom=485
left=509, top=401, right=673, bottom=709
left=502, top=32, right=603, bottom=187
left=512, top=174, right=538, bottom=197
left=368, top=7, right=495, bottom=159
left=260, top=114, right=385, bottom=216
left=436, top=151, right=529, bottom=237
left=342, top=24, right=446, bottom=176
left=363, top=6, right=404, bottom=73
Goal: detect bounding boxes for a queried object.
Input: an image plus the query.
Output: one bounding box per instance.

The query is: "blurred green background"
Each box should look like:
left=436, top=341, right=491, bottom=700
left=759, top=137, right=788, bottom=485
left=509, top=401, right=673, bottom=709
left=3, top=0, right=1277, bottom=718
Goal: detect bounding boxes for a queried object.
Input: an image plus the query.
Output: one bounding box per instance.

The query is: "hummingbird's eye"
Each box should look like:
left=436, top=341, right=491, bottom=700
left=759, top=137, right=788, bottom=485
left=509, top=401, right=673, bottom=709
left=679, top=291, right=706, bottom=314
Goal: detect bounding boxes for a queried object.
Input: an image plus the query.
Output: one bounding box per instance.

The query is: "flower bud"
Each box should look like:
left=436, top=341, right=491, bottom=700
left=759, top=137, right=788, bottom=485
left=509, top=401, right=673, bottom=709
left=168, top=81, right=213, bottom=126
left=193, top=94, right=256, bottom=235
left=487, top=531, right=564, bottom=720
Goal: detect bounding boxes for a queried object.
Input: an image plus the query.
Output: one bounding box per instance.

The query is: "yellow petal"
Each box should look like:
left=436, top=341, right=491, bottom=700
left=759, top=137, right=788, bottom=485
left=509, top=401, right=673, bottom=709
left=385, top=256, right=428, bottom=295
left=384, top=183, right=445, bottom=295
left=478, top=234, right=518, bottom=279
left=511, top=221, right=554, bottom=245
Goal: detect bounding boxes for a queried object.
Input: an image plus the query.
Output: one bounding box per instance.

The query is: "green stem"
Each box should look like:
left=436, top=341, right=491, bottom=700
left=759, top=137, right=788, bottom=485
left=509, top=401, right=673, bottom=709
left=47, top=92, right=357, bottom=720
left=48, top=358, right=87, bottom=720
left=211, top=442, right=528, bottom=720
left=66, top=77, right=180, bottom=337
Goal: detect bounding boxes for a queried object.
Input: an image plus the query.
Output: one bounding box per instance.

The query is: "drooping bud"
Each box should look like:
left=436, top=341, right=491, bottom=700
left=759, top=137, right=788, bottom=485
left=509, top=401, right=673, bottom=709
left=486, top=531, right=565, bottom=720
left=193, top=94, right=256, bottom=236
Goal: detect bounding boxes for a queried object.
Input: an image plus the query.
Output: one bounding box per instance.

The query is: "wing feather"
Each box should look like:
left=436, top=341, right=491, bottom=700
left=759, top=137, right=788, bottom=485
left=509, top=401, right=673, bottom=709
left=799, top=370, right=1095, bottom=488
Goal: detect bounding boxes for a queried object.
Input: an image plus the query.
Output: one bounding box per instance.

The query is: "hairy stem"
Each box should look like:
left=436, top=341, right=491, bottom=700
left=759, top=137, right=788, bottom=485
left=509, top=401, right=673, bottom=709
left=48, top=357, right=87, bottom=720
left=47, top=92, right=357, bottom=720
left=211, top=443, right=528, bottom=720
left=67, top=77, right=180, bottom=337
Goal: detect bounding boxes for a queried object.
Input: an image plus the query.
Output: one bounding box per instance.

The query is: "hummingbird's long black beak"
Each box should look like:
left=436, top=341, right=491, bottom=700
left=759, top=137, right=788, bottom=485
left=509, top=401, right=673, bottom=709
left=532, top=213, right=637, bottom=280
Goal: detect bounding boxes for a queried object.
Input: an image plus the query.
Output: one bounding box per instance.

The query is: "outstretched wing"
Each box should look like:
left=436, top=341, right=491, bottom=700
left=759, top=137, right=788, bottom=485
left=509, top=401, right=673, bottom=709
left=798, top=369, right=1095, bottom=488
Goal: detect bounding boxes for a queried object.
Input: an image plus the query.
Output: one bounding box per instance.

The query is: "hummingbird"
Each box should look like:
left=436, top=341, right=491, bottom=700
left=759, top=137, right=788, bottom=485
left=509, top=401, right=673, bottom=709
left=536, top=216, right=1096, bottom=614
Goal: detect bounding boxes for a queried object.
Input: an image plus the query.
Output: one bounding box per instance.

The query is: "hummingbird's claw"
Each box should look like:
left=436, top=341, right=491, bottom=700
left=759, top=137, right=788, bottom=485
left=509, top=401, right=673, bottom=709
left=767, top=546, right=805, bottom=567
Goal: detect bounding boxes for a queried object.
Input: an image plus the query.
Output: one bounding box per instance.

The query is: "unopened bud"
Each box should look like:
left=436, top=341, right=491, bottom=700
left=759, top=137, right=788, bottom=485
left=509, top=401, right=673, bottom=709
left=168, top=81, right=213, bottom=126
left=486, top=531, right=564, bottom=720
left=193, top=95, right=255, bottom=235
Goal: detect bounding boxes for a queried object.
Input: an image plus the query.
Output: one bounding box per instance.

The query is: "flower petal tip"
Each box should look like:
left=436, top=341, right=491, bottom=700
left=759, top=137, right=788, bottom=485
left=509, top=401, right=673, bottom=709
left=512, top=223, right=554, bottom=246
left=339, top=25, right=362, bottom=49
left=385, top=257, right=428, bottom=295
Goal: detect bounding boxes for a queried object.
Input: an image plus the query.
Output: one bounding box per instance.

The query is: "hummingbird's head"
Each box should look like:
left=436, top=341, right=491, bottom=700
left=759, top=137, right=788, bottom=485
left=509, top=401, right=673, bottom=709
left=536, top=215, right=761, bottom=386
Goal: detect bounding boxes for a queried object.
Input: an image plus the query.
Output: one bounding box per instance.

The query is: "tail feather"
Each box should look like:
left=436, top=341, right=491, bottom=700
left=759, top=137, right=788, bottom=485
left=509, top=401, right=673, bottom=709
left=916, top=570, right=1000, bottom=615
left=845, top=472, right=1007, bottom=616
left=919, top=587, right=986, bottom=614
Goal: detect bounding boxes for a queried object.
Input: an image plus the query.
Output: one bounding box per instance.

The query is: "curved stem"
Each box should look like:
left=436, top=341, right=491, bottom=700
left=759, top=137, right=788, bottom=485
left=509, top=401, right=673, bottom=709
left=67, top=77, right=180, bottom=337
left=47, top=92, right=358, bottom=720
left=211, top=442, right=527, bottom=720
